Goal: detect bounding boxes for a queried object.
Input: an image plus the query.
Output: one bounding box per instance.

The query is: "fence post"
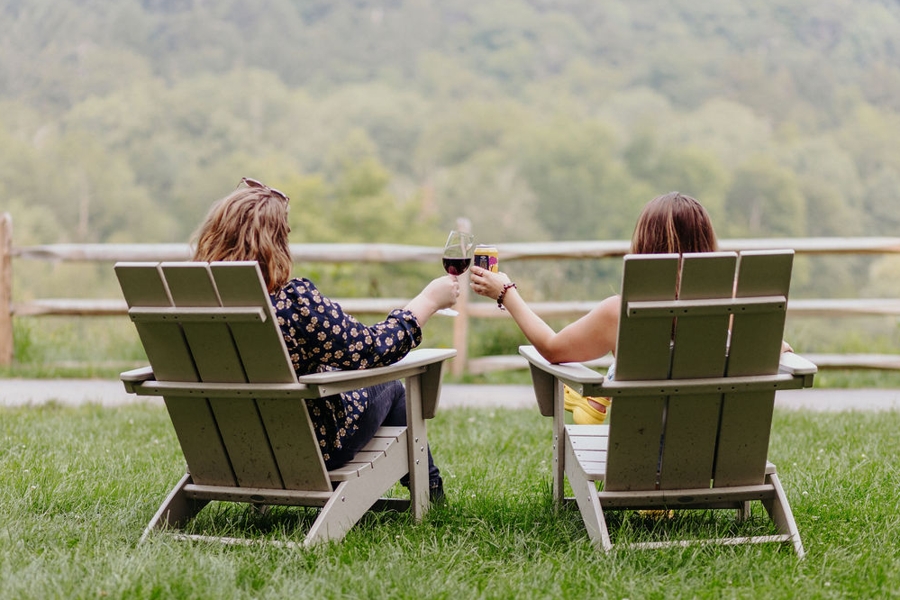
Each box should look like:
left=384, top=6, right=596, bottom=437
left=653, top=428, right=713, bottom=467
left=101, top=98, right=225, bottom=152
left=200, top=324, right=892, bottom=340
left=0, top=213, right=12, bottom=365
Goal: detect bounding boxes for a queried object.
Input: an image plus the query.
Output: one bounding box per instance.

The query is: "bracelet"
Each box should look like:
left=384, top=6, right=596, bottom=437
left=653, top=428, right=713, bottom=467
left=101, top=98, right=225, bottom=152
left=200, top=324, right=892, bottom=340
left=497, top=282, right=517, bottom=310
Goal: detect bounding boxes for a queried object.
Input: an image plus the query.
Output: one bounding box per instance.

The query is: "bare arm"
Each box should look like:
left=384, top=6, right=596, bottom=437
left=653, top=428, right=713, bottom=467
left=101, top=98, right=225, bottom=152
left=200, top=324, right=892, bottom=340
left=470, top=266, right=619, bottom=363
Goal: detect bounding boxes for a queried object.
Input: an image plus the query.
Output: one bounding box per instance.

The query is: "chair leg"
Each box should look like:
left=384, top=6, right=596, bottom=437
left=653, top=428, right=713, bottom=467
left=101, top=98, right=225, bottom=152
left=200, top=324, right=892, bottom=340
left=404, top=374, right=431, bottom=521
left=552, top=380, right=567, bottom=504
left=304, top=445, right=408, bottom=546
left=761, top=472, right=805, bottom=559
left=736, top=501, right=751, bottom=522
left=141, top=472, right=208, bottom=544
left=565, top=434, right=612, bottom=552
left=571, top=478, right=612, bottom=552
left=304, top=481, right=370, bottom=546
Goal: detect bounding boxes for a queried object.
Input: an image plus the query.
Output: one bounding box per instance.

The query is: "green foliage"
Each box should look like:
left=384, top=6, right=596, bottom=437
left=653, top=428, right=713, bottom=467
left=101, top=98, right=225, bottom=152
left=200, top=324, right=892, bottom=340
left=514, top=116, right=641, bottom=241
left=11, top=319, right=36, bottom=364
left=724, top=156, right=807, bottom=237
left=7, top=316, right=144, bottom=366
left=469, top=318, right=527, bottom=358
left=3, top=0, right=900, bottom=313
left=864, top=256, right=900, bottom=297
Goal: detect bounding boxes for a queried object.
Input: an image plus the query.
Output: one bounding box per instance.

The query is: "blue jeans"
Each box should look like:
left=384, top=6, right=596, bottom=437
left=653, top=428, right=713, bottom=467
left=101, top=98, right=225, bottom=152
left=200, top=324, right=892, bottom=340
left=324, top=381, right=442, bottom=488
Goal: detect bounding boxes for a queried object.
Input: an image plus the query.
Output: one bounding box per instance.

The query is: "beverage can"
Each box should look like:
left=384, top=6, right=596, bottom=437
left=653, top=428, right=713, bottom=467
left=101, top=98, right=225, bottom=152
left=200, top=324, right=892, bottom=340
left=474, top=245, right=499, bottom=272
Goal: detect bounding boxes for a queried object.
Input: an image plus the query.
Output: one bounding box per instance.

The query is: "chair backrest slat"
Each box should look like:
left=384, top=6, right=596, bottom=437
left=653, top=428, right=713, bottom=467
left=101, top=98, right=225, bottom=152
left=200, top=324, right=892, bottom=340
left=728, top=250, right=793, bottom=377
left=605, top=254, right=678, bottom=490
left=615, top=254, right=679, bottom=381
left=255, top=398, right=332, bottom=490
left=714, top=250, right=793, bottom=486
left=670, top=253, right=735, bottom=378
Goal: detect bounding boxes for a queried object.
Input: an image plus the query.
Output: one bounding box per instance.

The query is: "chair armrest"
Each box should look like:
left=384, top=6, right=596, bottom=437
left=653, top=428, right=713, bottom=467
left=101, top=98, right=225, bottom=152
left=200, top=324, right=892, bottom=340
left=296, top=348, right=456, bottom=386
left=119, top=350, right=456, bottom=416
left=297, top=348, right=456, bottom=418
left=120, top=366, right=155, bottom=394
left=778, top=352, right=817, bottom=388
left=518, top=345, right=605, bottom=388
left=519, top=345, right=606, bottom=417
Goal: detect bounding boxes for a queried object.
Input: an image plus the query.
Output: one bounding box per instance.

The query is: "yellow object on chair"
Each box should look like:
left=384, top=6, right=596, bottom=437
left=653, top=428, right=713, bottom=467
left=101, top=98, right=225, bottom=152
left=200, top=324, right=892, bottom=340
left=563, top=385, right=611, bottom=425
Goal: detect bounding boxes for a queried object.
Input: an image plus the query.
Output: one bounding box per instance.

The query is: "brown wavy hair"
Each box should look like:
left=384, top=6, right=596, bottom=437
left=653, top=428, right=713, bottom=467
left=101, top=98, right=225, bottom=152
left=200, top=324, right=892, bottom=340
left=192, top=186, right=292, bottom=293
left=631, top=192, right=718, bottom=255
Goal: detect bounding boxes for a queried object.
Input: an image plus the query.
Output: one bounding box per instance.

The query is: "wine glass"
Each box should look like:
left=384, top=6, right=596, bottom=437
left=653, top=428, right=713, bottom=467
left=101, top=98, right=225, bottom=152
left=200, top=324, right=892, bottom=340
left=442, top=230, right=475, bottom=276
left=437, top=230, right=474, bottom=316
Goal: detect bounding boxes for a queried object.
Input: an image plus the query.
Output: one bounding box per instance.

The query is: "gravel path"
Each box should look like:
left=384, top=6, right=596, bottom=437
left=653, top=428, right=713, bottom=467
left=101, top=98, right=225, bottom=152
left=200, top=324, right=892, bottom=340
left=2, top=379, right=899, bottom=412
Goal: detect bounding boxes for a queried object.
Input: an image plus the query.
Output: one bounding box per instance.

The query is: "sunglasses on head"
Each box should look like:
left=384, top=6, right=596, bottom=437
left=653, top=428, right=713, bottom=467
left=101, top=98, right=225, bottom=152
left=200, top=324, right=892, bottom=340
left=238, top=177, right=290, bottom=203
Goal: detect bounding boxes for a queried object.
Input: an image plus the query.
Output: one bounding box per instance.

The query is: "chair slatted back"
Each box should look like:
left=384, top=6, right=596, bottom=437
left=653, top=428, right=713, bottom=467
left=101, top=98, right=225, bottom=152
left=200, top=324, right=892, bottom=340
left=605, top=250, right=793, bottom=492
left=115, top=262, right=332, bottom=492
left=715, top=250, right=793, bottom=486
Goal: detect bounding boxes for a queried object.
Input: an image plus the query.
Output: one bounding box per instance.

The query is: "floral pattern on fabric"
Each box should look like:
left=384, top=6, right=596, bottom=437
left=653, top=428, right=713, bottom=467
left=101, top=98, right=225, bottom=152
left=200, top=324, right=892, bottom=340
left=271, top=277, right=422, bottom=464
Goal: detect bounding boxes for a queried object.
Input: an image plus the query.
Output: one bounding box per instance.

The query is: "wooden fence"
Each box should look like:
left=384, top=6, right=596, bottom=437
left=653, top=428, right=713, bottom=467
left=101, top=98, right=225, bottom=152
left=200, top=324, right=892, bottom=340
left=2, top=212, right=900, bottom=375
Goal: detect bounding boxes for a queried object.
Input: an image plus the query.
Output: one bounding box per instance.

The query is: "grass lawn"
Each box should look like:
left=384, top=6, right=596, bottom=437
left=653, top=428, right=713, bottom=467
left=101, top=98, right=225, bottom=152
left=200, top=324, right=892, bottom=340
left=2, top=402, right=899, bottom=599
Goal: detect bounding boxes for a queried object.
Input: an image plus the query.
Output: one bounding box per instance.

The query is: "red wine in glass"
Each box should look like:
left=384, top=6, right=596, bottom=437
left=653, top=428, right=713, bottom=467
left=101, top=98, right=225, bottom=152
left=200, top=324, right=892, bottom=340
left=442, top=257, right=472, bottom=276
left=442, top=230, right=475, bottom=276
left=438, top=230, right=474, bottom=316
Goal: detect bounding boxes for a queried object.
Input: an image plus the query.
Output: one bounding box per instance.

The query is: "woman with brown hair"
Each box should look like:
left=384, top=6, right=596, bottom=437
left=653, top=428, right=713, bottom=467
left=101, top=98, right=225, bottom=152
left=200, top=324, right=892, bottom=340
left=469, top=192, right=720, bottom=425
left=193, top=178, right=460, bottom=500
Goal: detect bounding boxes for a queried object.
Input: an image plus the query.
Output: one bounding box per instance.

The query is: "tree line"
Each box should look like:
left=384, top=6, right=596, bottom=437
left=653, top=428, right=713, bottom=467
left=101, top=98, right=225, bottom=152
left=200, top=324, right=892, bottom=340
left=2, top=0, right=899, bottom=302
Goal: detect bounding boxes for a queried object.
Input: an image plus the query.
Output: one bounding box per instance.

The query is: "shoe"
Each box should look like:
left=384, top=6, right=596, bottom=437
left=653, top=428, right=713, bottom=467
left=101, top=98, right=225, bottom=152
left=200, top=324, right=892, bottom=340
left=400, top=475, right=445, bottom=503
left=564, top=385, right=610, bottom=425
left=429, top=476, right=445, bottom=504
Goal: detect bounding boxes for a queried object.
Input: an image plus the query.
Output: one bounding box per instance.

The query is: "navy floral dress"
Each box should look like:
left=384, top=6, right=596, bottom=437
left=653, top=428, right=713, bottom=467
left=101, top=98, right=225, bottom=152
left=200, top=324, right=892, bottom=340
left=270, top=277, right=422, bottom=465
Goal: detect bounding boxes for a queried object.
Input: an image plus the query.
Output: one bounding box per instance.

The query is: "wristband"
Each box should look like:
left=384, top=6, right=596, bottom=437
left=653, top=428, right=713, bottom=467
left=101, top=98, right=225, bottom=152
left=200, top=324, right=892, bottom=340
left=497, top=282, right=517, bottom=310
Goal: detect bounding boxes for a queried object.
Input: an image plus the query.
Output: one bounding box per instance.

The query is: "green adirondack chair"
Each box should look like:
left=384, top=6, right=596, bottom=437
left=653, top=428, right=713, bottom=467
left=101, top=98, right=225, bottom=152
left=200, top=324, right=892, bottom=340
left=116, top=261, right=454, bottom=547
left=520, top=250, right=816, bottom=556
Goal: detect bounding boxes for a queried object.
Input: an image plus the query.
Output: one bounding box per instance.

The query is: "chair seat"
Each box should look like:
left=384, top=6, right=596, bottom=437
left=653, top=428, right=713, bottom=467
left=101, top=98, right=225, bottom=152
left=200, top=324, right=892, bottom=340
left=329, top=426, right=407, bottom=481
left=565, top=416, right=786, bottom=490
left=565, top=424, right=609, bottom=478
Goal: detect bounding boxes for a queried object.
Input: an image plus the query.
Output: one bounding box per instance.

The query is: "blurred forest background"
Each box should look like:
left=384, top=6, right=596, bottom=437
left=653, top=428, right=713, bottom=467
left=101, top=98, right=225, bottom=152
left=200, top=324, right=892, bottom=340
left=2, top=0, right=900, bottom=364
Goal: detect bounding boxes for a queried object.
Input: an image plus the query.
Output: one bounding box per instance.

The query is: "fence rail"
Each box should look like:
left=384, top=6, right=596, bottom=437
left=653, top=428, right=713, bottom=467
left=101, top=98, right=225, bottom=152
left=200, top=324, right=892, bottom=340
left=2, top=212, right=899, bottom=374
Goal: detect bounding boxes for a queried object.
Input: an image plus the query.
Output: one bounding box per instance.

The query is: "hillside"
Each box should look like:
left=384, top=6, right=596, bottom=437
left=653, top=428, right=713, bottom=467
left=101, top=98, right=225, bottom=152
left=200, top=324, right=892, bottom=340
left=1, top=0, right=899, bottom=299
